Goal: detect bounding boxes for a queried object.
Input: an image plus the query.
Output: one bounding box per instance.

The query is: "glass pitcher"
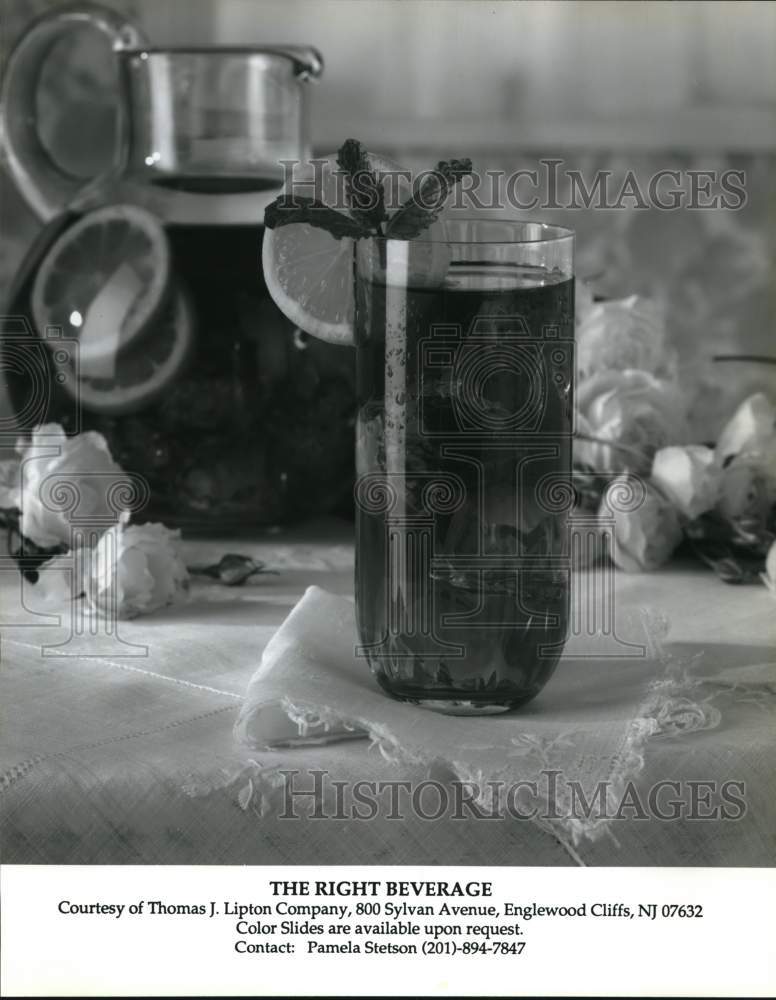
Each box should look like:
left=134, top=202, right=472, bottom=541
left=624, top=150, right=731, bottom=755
left=1, top=4, right=356, bottom=530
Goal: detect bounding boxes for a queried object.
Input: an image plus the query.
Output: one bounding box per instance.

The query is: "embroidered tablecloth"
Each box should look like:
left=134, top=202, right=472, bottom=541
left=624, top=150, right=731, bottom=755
left=1, top=521, right=773, bottom=866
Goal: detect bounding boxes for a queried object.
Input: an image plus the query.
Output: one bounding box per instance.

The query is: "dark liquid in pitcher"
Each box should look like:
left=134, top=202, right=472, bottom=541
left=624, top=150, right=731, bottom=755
left=2, top=208, right=356, bottom=529
left=355, top=265, right=574, bottom=710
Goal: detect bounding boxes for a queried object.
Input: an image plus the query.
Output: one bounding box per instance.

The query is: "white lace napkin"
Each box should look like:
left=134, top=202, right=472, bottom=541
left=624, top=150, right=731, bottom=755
left=234, top=586, right=729, bottom=852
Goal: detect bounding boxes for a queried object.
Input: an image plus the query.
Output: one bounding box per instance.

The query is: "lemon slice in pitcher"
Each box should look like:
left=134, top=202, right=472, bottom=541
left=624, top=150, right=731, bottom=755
left=31, top=203, right=171, bottom=367
left=61, top=283, right=195, bottom=416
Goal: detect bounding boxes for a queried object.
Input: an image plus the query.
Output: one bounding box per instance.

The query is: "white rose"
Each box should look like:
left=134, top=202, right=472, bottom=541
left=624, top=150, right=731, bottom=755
left=575, top=370, right=688, bottom=476
left=717, top=456, right=773, bottom=524
left=650, top=445, right=722, bottom=520
left=28, top=553, right=83, bottom=605
left=601, top=477, right=682, bottom=573
left=0, top=458, right=21, bottom=510
left=18, top=424, right=125, bottom=548
left=576, top=295, right=672, bottom=379
left=713, top=393, right=776, bottom=511
left=762, top=541, right=776, bottom=597
left=87, top=513, right=189, bottom=619
left=715, top=393, right=776, bottom=466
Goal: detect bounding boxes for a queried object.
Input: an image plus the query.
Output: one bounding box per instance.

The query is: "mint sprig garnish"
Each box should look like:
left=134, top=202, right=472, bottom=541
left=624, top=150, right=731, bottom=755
left=336, top=138, right=388, bottom=233
left=263, top=139, right=473, bottom=241
left=385, top=159, right=472, bottom=239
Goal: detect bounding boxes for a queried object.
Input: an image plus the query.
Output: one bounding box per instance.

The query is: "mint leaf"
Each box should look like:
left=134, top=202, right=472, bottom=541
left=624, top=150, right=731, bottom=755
left=385, top=158, right=473, bottom=239
left=263, top=146, right=473, bottom=243
left=264, top=196, right=371, bottom=240
left=336, top=138, right=388, bottom=233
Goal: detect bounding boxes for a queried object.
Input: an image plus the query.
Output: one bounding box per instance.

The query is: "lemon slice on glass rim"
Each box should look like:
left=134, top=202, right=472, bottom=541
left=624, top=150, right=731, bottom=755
left=261, top=152, right=451, bottom=345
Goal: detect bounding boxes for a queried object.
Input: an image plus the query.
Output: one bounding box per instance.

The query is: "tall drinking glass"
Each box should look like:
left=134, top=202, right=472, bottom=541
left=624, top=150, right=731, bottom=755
left=354, top=220, right=574, bottom=714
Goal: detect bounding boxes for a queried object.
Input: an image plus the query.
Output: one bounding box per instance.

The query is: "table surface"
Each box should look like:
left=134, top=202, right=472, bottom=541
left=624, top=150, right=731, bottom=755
left=1, top=520, right=774, bottom=867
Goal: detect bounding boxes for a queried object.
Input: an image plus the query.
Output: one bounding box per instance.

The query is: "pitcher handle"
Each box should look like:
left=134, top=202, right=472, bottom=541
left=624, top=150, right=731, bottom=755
left=272, top=46, right=324, bottom=81
left=0, top=2, right=146, bottom=221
